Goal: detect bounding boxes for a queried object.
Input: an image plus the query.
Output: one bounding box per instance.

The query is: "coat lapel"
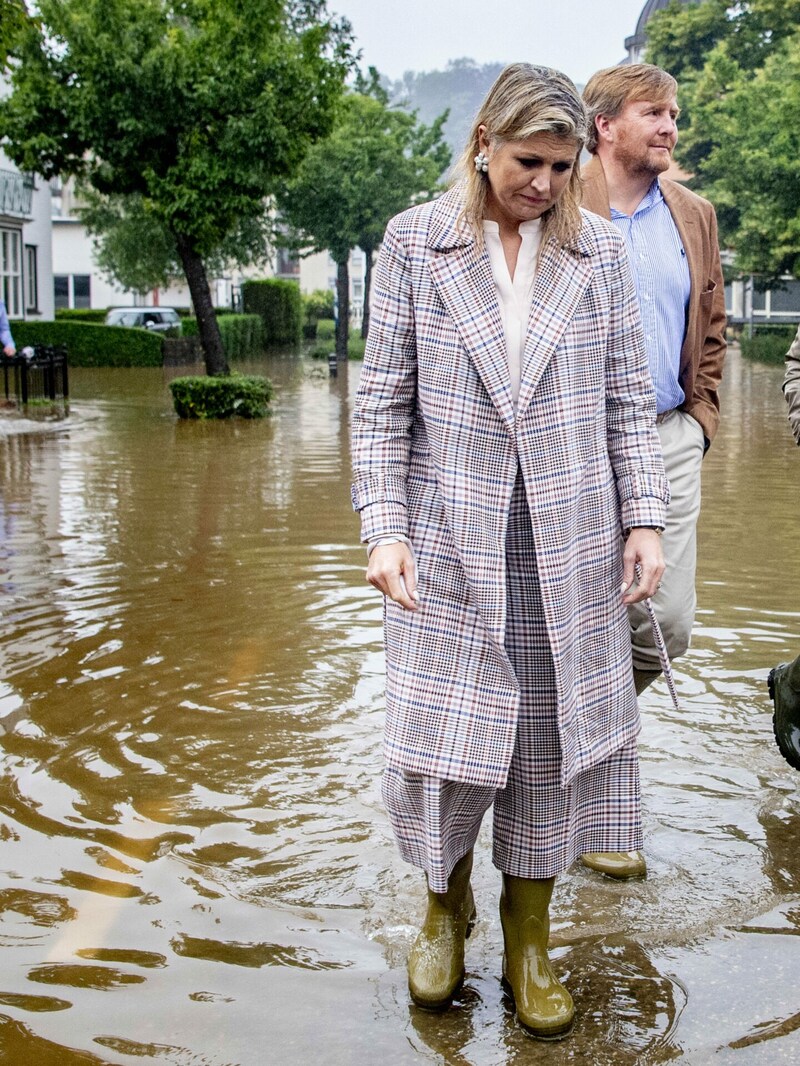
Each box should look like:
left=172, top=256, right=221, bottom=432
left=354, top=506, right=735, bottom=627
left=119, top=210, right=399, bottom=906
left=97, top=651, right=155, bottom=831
left=426, top=193, right=516, bottom=433
left=516, top=237, right=594, bottom=420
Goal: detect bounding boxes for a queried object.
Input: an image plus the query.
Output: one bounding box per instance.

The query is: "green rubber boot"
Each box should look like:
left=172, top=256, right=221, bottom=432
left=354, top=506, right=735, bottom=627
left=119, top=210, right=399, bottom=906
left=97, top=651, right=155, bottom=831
left=580, top=849, right=646, bottom=879
left=500, top=875, right=574, bottom=1039
left=407, top=850, right=476, bottom=1010
left=768, top=656, right=800, bottom=771
left=579, top=667, right=653, bottom=880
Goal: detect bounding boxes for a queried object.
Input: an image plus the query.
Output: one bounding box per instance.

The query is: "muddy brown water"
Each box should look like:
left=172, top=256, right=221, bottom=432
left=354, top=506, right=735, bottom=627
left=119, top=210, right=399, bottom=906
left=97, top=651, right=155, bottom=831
left=0, top=347, right=798, bottom=1065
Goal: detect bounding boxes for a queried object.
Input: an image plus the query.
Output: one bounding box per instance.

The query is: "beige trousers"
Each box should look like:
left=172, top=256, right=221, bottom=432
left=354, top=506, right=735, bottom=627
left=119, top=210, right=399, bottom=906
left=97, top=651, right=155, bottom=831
left=629, top=409, right=705, bottom=676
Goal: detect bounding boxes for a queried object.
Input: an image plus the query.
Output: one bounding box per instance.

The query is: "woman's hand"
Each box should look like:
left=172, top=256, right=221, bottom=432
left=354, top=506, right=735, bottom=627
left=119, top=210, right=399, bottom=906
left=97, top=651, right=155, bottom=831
left=621, top=528, right=665, bottom=604
left=366, top=542, right=420, bottom=611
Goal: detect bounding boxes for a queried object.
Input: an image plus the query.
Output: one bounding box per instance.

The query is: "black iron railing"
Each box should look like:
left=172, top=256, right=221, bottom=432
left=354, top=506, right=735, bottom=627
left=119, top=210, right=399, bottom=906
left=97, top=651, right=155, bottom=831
left=2, top=346, right=69, bottom=405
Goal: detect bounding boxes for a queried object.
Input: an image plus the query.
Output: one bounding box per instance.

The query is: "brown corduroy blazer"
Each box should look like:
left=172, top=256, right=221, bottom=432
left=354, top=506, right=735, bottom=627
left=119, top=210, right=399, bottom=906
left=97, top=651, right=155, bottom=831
left=581, top=155, right=727, bottom=445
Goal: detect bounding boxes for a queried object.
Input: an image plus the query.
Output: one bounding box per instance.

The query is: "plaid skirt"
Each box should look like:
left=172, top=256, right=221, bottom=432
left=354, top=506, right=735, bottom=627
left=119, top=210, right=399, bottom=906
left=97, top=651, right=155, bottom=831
left=382, top=473, right=642, bottom=892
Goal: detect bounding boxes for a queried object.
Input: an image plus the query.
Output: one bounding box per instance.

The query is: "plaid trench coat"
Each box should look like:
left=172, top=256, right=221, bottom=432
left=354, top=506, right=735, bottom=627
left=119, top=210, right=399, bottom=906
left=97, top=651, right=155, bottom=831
left=351, top=187, right=669, bottom=790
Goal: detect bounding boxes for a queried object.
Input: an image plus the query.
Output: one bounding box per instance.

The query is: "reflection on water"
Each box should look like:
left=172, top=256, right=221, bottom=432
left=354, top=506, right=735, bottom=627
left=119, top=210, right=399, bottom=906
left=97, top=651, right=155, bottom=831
left=0, top=348, right=798, bottom=1064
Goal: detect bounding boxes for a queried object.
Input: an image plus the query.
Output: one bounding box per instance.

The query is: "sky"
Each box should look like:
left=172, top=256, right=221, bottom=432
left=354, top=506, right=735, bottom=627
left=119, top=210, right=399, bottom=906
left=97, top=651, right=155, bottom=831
left=327, top=0, right=650, bottom=86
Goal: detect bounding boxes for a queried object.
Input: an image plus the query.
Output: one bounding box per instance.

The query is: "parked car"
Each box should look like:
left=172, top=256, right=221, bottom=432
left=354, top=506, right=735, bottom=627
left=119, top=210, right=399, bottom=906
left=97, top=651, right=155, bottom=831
left=105, top=307, right=182, bottom=334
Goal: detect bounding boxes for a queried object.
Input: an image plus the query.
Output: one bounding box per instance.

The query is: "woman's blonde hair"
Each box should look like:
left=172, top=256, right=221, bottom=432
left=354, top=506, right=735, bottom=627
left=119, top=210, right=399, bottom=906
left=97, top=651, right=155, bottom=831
left=455, top=63, right=587, bottom=251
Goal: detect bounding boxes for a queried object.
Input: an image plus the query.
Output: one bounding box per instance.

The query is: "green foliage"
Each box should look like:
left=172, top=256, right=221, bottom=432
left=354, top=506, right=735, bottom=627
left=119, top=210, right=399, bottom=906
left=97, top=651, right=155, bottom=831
left=9, top=320, right=163, bottom=366
left=647, top=0, right=800, bottom=281
left=740, top=326, right=798, bottom=365
left=0, top=0, right=353, bottom=374
left=55, top=308, right=109, bottom=323
left=315, top=318, right=335, bottom=341
left=217, top=314, right=264, bottom=359
left=169, top=374, right=273, bottom=419
left=242, top=279, right=302, bottom=345
left=182, top=314, right=263, bottom=358
left=77, top=187, right=273, bottom=297
left=278, top=88, right=450, bottom=264
left=0, top=0, right=30, bottom=70
left=277, top=83, right=450, bottom=357
left=308, top=332, right=365, bottom=360
left=301, top=289, right=335, bottom=338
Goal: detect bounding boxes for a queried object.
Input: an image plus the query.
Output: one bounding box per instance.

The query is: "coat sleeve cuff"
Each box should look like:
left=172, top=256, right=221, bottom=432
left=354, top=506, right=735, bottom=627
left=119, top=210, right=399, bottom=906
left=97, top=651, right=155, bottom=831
left=617, top=472, right=669, bottom=532
left=356, top=501, right=409, bottom=543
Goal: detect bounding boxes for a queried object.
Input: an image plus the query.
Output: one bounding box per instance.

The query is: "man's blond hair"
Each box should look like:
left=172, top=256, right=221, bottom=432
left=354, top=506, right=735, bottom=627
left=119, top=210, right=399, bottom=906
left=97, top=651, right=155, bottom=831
left=583, top=63, right=678, bottom=154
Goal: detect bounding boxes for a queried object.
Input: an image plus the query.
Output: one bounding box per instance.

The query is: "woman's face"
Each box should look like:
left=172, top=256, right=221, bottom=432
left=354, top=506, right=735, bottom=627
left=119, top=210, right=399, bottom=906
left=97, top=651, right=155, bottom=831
left=478, top=127, right=578, bottom=231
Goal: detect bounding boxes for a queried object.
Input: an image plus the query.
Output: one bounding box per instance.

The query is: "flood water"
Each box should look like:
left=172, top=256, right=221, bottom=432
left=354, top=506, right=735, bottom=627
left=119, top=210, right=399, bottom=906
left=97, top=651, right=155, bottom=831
left=0, top=347, right=798, bottom=1066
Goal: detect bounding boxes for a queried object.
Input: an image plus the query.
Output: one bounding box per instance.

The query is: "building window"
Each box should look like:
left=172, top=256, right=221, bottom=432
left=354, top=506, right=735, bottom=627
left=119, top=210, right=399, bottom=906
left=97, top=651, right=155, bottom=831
left=1, top=228, right=23, bottom=318
left=53, top=273, right=92, bottom=310
left=25, top=245, right=38, bottom=312
left=275, top=246, right=300, bottom=277
left=73, top=274, right=91, bottom=309
left=769, top=280, right=800, bottom=315
left=54, top=274, right=69, bottom=310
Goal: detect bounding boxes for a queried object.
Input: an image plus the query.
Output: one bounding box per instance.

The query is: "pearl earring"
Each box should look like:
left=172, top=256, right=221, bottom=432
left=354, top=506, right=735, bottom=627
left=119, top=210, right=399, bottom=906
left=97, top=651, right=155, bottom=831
left=473, top=152, right=489, bottom=173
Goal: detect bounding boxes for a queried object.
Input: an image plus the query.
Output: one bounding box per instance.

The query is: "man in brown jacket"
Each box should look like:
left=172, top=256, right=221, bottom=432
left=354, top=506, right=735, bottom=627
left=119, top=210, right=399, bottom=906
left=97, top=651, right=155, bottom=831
left=581, top=64, right=727, bottom=879
left=783, top=325, right=800, bottom=445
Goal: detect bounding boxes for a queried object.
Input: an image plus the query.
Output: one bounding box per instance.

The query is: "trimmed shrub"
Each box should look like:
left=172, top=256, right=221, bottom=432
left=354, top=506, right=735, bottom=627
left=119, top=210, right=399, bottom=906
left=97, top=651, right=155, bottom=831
left=218, top=314, right=264, bottom=359
left=169, top=374, right=273, bottom=419
left=740, top=325, right=797, bottom=366
left=315, top=318, right=335, bottom=341
left=242, top=278, right=302, bottom=346
left=308, top=333, right=366, bottom=361
left=55, top=308, right=109, bottom=323
left=181, top=314, right=264, bottom=359
left=176, top=306, right=228, bottom=318
left=10, top=320, right=162, bottom=367
left=302, top=289, right=335, bottom=338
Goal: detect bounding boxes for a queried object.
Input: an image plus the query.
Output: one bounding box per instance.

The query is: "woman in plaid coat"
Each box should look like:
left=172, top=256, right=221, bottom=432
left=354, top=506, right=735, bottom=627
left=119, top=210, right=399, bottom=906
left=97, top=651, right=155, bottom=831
left=351, top=64, right=668, bottom=1039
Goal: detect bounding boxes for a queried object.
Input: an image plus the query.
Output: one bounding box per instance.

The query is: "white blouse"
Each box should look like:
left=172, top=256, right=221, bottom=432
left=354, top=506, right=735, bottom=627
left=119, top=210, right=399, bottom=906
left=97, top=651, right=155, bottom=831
left=482, top=218, right=542, bottom=411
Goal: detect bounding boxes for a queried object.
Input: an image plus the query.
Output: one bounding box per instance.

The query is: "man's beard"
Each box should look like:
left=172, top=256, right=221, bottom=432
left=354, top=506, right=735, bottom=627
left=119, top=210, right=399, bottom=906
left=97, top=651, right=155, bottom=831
left=617, top=141, right=672, bottom=178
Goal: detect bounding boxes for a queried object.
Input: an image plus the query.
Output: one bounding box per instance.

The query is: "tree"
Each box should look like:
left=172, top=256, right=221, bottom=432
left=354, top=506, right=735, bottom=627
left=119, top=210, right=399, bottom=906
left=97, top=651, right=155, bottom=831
left=0, top=0, right=29, bottom=69
left=0, top=0, right=352, bottom=375
left=278, top=76, right=450, bottom=357
left=647, top=0, right=800, bottom=280
left=78, top=188, right=272, bottom=301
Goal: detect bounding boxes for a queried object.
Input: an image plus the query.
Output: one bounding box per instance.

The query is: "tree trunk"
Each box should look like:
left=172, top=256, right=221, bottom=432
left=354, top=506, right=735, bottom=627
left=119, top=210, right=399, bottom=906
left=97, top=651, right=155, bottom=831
left=336, top=257, right=349, bottom=362
left=174, top=232, right=229, bottom=377
left=361, top=247, right=373, bottom=339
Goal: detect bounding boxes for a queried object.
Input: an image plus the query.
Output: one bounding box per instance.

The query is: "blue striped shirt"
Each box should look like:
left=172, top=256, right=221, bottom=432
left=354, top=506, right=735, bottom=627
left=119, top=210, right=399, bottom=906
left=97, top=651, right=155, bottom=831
left=610, top=180, right=690, bottom=414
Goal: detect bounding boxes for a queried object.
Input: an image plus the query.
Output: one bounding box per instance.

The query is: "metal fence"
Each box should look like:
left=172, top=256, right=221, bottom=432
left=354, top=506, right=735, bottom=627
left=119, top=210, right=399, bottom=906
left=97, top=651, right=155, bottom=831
left=2, top=346, right=69, bottom=405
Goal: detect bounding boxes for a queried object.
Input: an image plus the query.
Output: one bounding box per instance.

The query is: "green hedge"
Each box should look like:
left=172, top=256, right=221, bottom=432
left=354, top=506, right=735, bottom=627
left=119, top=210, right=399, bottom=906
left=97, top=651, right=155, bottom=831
left=181, top=314, right=263, bottom=359
left=55, top=308, right=108, bottom=323
left=740, top=325, right=798, bottom=366
left=308, top=337, right=366, bottom=361
left=302, top=289, right=335, bottom=338
left=169, top=374, right=273, bottom=419
left=10, top=320, right=163, bottom=367
left=242, top=278, right=302, bottom=346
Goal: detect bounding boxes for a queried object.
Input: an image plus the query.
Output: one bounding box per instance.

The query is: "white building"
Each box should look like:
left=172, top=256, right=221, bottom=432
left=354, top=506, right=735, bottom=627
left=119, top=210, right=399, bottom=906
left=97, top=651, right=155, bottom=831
left=0, top=147, right=54, bottom=324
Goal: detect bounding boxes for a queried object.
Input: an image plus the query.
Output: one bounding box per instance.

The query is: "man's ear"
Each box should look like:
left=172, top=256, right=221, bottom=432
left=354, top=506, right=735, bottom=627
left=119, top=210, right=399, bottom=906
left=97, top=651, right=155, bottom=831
left=594, top=113, right=616, bottom=145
